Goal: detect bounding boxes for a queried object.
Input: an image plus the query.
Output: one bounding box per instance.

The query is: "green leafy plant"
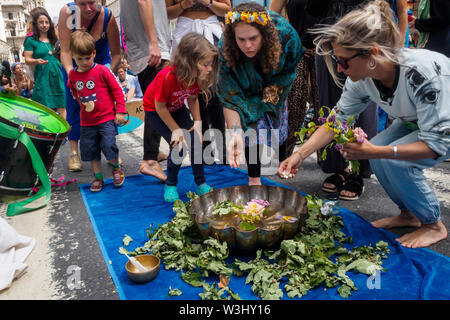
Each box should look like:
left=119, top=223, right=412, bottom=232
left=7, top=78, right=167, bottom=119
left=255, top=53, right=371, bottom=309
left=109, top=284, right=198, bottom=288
left=120, top=194, right=390, bottom=300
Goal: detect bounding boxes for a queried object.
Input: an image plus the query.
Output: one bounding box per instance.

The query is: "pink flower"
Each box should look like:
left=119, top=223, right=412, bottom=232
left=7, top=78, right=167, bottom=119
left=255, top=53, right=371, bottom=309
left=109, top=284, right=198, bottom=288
left=353, top=127, right=367, bottom=143
left=251, top=199, right=270, bottom=207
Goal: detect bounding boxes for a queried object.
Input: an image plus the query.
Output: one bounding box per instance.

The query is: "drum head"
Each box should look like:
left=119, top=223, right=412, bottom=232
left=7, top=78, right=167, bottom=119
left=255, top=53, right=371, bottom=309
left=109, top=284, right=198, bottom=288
left=0, top=92, right=69, bottom=135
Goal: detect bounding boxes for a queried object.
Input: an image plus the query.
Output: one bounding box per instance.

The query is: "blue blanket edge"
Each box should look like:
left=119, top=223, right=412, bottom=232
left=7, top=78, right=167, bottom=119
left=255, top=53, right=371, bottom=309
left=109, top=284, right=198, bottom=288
left=79, top=170, right=450, bottom=300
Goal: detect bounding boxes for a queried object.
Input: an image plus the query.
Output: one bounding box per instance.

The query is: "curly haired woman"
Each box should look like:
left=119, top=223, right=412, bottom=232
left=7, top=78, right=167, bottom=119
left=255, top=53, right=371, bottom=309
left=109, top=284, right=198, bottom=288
left=217, top=1, right=304, bottom=185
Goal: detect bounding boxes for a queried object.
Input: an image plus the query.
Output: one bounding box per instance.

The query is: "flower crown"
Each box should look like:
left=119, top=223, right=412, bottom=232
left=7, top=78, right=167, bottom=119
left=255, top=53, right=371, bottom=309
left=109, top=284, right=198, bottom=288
left=225, top=10, right=271, bottom=26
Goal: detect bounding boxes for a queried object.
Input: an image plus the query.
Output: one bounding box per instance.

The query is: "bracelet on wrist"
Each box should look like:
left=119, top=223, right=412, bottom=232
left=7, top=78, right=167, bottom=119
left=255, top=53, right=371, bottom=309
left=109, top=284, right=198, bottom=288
left=207, top=0, right=213, bottom=8
left=393, top=145, right=398, bottom=159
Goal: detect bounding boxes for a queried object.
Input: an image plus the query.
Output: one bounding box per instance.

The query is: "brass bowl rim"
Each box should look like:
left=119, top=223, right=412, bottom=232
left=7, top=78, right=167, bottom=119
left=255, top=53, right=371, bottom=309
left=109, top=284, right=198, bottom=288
left=189, top=185, right=307, bottom=248
left=125, top=254, right=160, bottom=274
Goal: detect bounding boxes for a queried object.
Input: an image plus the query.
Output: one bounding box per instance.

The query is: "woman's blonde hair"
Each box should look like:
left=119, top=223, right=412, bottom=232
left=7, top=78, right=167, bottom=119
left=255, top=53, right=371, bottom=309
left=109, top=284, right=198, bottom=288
left=312, top=0, right=403, bottom=87
left=171, top=33, right=219, bottom=104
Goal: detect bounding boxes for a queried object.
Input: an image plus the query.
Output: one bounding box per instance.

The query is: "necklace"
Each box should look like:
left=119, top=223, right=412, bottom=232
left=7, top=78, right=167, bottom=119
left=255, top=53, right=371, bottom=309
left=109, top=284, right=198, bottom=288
left=44, top=41, right=53, bottom=56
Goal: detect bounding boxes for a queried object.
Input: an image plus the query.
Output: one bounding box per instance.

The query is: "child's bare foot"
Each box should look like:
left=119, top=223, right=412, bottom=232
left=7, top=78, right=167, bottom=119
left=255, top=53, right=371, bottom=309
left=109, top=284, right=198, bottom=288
left=248, top=177, right=262, bottom=186
left=139, top=160, right=167, bottom=182
left=396, top=221, right=447, bottom=248
left=157, top=153, right=168, bottom=162
left=371, top=210, right=422, bottom=229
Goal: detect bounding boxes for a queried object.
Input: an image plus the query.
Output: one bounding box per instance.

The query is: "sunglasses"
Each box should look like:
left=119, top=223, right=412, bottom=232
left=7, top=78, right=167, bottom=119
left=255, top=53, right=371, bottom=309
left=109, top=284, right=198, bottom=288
left=331, top=51, right=366, bottom=70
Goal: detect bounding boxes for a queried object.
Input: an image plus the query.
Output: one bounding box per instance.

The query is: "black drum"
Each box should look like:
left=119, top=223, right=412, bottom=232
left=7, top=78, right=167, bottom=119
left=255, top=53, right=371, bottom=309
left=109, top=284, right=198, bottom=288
left=0, top=92, right=70, bottom=194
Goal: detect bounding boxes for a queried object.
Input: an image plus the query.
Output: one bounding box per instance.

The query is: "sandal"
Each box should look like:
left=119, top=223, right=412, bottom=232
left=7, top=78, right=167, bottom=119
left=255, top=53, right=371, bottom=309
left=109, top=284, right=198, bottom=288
left=90, top=178, right=104, bottom=192
left=339, top=174, right=364, bottom=201
left=321, top=170, right=350, bottom=193
left=164, top=185, right=179, bottom=203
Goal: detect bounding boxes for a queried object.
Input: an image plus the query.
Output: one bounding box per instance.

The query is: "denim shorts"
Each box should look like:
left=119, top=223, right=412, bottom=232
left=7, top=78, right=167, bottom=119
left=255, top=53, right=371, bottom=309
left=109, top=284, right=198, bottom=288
left=80, top=120, right=119, bottom=161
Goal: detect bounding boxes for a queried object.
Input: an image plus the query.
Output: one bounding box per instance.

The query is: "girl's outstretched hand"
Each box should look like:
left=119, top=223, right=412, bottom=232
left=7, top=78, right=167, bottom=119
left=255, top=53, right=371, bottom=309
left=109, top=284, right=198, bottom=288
left=278, top=152, right=303, bottom=179
left=171, top=128, right=185, bottom=152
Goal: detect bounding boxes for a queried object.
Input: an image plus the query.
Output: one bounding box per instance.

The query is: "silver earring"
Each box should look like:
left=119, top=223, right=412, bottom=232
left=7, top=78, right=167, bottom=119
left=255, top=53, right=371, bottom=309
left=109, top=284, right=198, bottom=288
left=368, top=58, right=377, bottom=70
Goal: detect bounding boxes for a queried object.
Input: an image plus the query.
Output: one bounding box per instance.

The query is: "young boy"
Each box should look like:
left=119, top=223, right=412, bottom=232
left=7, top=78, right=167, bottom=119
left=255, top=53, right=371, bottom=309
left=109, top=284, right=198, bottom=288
left=67, top=31, right=126, bottom=192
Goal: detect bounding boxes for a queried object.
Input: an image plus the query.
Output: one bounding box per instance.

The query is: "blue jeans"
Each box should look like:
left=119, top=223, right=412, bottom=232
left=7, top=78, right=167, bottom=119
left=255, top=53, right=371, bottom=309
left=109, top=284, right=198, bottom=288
left=369, top=119, right=450, bottom=224
left=80, top=120, right=119, bottom=162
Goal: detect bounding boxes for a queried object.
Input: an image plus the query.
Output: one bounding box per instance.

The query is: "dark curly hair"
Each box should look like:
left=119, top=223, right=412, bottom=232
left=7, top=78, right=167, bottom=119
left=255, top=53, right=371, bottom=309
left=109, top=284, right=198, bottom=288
left=32, top=10, right=58, bottom=46
left=222, top=2, right=281, bottom=74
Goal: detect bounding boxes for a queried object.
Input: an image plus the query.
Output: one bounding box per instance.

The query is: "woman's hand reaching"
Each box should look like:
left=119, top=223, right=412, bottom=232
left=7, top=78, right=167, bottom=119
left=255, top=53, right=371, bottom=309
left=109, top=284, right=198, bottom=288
left=278, top=152, right=304, bottom=179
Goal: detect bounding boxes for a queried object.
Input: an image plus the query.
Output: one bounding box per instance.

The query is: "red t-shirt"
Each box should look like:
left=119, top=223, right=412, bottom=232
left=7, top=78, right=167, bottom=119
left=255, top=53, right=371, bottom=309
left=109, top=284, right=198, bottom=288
left=143, top=66, right=200, bottom=112
left=68, top=64, right=126, bottom=126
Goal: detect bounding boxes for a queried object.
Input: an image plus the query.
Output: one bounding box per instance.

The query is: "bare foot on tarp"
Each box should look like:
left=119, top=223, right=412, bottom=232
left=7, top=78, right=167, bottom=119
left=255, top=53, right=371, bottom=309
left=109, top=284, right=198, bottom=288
left=371, top=211, right=447, bottom=248
left=395, top=221, right=447, bottom=248
left=139, top=160, right=167, bottom=182
left=371, top=210, right=422, bottom=229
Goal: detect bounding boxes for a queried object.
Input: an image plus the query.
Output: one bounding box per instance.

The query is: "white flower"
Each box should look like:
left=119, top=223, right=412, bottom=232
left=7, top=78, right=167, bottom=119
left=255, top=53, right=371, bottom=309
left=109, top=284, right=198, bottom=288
left=231, top=12, right=240, bottom=23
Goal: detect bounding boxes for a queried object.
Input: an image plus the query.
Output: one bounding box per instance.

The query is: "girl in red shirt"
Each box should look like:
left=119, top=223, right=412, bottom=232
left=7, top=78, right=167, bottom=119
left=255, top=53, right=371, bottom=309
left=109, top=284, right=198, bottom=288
left=143, top=33, right=218, bottom=202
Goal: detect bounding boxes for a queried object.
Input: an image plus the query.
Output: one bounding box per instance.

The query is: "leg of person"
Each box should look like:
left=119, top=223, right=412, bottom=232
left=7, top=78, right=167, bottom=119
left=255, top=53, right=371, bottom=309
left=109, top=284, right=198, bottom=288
left=137, top=65, right=167, bottom=181
left=188, top=128, right=212, bottom=195
left=201, top=93, right=226, bottom=164
left=173, top=107, right=212, bottom=195
left=99, top=121, right=124, bottom=187
left=245, top=142, right=262, bottom=186
left=80, top=125, right=103, bottom=192
left=57, top=107, right=67, bottom=120
left=339, top=101, right=378, bottom=200
left=315, top=54, right=349, bottom=192
left=369, top=121, right=448, bottom=247
left=63, top=68, right=82, bottom=172
left=285, top=58, right=308, bottom=157
left=147, top=110, right=184, bottom=202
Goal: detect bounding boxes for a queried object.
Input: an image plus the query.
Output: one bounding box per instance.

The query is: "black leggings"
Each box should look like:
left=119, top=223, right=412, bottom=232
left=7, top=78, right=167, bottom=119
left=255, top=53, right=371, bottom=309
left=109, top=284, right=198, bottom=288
left=146, top=107, right=205, bottom=186
left=245, top=141, right=287, bottom=178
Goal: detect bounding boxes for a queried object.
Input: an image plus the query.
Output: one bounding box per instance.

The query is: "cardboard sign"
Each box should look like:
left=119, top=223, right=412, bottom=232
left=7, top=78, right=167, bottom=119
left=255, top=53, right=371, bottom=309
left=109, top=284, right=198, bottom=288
left=126, top=99, right=145, bottom=122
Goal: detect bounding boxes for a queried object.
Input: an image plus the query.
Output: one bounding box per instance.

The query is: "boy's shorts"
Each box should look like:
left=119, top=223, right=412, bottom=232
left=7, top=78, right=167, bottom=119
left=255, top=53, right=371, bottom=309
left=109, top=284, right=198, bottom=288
left=80, top=120, right=119, bottom=161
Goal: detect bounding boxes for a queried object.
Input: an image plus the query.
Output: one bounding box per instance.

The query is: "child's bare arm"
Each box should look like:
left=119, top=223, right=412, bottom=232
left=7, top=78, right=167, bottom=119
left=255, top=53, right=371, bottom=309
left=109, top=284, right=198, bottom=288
left=155, top=101, right=179, bottom=132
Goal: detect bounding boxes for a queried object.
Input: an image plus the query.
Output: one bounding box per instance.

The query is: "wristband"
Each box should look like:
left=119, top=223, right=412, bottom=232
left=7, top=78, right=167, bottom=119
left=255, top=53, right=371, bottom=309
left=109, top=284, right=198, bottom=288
left=393, top=145, right=398, bottom=159
left=207, top=0, right=213, bottom=8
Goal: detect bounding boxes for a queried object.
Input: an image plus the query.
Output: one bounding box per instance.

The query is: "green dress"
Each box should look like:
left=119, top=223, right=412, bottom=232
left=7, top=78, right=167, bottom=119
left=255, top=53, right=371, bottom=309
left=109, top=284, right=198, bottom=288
left=24, top=37, right=66, bottom=110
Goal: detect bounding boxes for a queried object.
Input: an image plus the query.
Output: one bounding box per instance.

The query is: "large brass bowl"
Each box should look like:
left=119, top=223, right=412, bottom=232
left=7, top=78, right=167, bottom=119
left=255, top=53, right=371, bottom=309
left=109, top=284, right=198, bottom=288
left=189, top=185, right=308, bottom=252
left=126, top=254, right=160, bottom=283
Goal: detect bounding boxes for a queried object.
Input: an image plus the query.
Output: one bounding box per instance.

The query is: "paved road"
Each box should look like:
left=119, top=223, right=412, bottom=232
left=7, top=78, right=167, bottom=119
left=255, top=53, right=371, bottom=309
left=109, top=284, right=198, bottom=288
left=1, top=124, right=449, bottom=299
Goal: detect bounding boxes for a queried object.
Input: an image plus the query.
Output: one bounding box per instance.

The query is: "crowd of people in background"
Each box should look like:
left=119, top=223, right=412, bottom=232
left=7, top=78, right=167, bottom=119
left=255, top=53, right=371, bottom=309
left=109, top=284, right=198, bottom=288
left=0, top=0, right=449, bottom=248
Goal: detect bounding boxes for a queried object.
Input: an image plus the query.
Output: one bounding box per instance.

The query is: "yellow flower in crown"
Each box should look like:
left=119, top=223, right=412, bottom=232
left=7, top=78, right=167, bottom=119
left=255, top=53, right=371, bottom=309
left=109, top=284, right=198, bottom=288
left=255, top=12, right=269, bottom=26
left=225, top=10, right=271, bottom=26
left=240, top=11, right=250, bottom=23
left=225, top=11, right=233, bottom=24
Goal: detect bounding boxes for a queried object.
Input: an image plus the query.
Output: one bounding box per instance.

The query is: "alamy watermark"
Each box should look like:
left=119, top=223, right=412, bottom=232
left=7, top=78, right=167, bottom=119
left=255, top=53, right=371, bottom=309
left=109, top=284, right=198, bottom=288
left=169, top=127, right=282, bottom=167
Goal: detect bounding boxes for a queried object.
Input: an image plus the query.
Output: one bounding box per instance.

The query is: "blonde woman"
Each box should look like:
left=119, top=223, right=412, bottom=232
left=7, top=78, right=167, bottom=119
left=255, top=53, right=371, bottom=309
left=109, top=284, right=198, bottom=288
left=279, top=0, right=450, bottom=248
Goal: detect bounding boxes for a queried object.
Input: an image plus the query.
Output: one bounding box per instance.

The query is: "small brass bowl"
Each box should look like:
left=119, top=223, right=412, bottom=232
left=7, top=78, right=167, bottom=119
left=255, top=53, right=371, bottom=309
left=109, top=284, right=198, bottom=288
left=125, top=254, right=160, bottom=283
